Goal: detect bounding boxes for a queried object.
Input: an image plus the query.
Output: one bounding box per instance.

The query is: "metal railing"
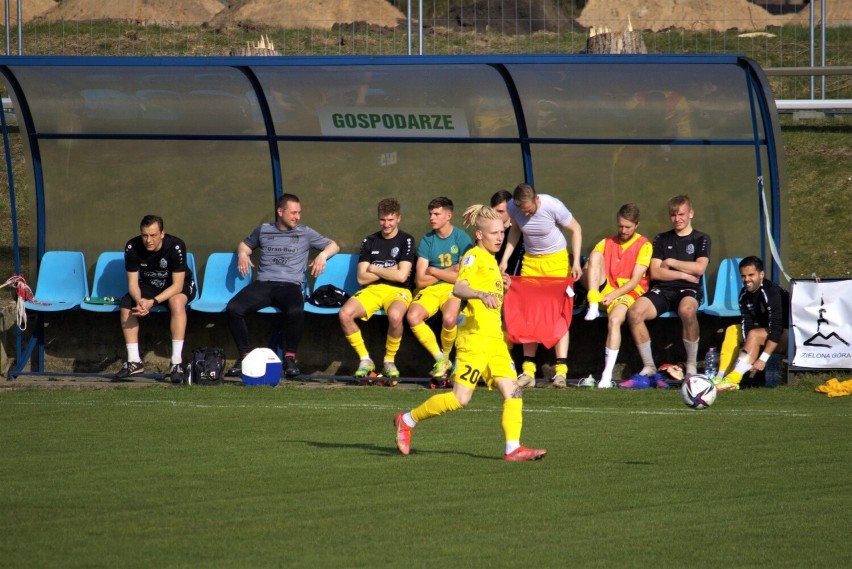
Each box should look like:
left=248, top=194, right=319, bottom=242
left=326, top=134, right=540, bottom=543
left=765, top=66, right=852, bottom=111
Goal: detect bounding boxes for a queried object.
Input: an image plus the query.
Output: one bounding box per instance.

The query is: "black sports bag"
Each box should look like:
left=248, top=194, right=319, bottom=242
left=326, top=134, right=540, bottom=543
left=186, top=347, right=225, bottom=386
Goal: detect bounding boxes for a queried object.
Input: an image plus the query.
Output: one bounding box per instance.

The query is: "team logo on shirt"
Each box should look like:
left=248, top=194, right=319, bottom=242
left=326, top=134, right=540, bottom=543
left=686, top=244, right=695, bottom=255
left=450, top=245, right=459, bottom=254
left=160, top=258, right=168, bottom=268
left=391, top=247, right=400, bottom=257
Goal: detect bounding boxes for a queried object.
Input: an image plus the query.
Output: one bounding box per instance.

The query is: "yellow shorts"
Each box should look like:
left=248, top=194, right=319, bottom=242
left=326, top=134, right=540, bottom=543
left=411, top=282, right=456, bottom=317
left=352, top=283, right=412, bottom=320
left=600, top=282, right=640, bottom=313
left=521, top=250, right=569, bottom=278
left=452, top=333, right=516, bottom=390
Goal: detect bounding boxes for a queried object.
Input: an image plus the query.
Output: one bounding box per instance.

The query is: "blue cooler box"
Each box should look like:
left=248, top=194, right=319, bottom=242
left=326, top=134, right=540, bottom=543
left=241, top=348, right=282, bottom=386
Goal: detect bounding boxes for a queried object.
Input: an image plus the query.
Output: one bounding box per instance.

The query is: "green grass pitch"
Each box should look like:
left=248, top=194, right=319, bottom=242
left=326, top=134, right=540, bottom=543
left=1, top=382, right=849, bottom=568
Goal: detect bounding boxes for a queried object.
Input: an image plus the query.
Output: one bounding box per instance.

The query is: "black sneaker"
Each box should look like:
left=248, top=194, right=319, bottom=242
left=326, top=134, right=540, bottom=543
left=226, top=359, right=243, bottom=377
left=283, top=356, right=300, bottom=378
left=169, top=363, right=185, bottom=385
left=114, top=360, right=144, bottom=381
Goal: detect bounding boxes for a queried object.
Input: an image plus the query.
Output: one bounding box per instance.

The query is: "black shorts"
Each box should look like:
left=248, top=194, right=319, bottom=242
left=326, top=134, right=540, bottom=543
left=644, top=286, right=702, bottom=316
left=120, top=280, right=196, bottom=309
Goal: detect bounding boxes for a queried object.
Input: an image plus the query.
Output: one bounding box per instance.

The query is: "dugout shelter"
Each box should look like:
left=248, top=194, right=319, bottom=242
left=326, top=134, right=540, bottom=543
left=1, top=54, right=787, bottom=374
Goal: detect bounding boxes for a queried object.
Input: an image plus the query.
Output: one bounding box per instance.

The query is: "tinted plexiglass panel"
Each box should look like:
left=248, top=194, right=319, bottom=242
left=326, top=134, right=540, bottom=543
left=529, top=142, right=762, bottom=287
left=279, top=141, right=523, bottom=251
left=508, top=63, right=756, bottom=140
left=254, top=65, right=518, bottom=138
left=1, top=56, right=787, bottom=289
left=38, top=139, right=273, bottom=274
left=12, top=66, right=264, bottom=135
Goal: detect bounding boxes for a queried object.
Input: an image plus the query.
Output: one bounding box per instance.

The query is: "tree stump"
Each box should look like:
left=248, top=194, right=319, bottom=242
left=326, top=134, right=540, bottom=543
left=585, top=28, right=647, bottom=54
left=229, top=35, right=280, bottom=56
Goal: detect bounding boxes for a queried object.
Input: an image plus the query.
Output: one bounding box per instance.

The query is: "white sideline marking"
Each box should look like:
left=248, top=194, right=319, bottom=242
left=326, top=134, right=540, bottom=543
left=1, top=399, right=843, bottom=418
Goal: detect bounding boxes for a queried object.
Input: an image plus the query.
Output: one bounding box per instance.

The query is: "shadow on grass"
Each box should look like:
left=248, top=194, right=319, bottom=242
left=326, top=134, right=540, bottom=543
left=295, top=439, right=499, bottom=461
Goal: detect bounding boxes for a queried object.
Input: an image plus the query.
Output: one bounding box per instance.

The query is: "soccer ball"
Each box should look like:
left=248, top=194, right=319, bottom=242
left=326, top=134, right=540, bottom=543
left=680, top=374, right=717, bottom=410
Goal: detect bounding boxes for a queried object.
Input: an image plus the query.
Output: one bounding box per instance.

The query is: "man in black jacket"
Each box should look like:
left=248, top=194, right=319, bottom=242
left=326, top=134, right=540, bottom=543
left=716, top=256, right=789, bottom=391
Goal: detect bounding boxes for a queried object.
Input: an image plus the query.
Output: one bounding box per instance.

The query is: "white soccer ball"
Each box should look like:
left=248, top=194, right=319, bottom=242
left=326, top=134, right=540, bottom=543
left=681, top=374, right=717, bottom=410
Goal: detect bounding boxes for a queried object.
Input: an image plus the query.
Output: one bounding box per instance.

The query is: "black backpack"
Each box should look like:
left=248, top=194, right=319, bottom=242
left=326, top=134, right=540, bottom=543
left=308, top=284, right=350, bottom=308
left=186, top=347, right=225, bottom=386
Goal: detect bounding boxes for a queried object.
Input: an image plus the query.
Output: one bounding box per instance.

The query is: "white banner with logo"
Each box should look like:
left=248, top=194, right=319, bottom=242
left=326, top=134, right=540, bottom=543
left=318, top=107, right=470, bottom=138
left=790, top=279, right=852, bottom=369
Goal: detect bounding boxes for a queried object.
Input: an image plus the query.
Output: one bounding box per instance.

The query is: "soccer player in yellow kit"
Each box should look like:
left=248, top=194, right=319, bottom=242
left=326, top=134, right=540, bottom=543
left=394, top=204, right=547, bottom=462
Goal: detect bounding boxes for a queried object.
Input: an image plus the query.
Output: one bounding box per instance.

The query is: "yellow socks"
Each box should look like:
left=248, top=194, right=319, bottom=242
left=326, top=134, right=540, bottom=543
left=345, top=331, right=369, bottom=360
left=586, top=288, right=603, bottom=304
left=719, top=324, right=742, bottom=376
left=411, top=322, right=441, bottom=359
left=521, top=360, right=537, bottom=378
left=411, top=392, right=463, bottom=423
left=385, top=334, right=402, bottom=362
left=502, top=398, right=523, bottom=443
left=725, top=370, right=743, bottom=385
left=440, top=326, right=457, bottom=357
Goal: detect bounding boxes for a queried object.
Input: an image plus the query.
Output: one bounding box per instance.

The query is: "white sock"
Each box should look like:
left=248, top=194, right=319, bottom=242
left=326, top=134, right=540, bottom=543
left=171, top=340, right=184, bottom=365
left=637, top=341, right=656, bottom=375
left=585, top=303, right=600, bottom=321
left=402, top=412, right=417, bottom=428
left=684, top=338, right=699, bottom=374
left=506, top=440, right=520, bottom=454
left=732, top=352, right=754, bottom=376
left=601, top=347, right=618, bottom=383
left=126, top=343, right=140, bottom=363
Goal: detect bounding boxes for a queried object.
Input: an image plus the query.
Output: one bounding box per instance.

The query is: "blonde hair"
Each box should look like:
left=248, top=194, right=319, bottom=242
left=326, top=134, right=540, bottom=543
left=462, top=204, right=502, bottom=232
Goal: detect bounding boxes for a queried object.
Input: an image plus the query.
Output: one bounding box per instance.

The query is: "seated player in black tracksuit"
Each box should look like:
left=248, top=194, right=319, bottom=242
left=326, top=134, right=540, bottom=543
left=716, top=255, right=789, bottom=391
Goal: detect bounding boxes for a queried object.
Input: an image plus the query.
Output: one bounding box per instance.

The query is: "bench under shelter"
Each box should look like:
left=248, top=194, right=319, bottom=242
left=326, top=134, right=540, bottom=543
left=0, top=54, right=788, bottom=378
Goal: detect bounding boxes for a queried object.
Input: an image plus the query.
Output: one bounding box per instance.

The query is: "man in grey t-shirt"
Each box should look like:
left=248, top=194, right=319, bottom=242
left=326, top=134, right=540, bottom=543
left=226, top=193, right=339, bottom=378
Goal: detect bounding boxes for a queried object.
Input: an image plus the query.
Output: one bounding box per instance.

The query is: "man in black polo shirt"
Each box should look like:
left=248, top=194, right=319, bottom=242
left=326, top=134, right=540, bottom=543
left=115, top=215, right=196, bottom=383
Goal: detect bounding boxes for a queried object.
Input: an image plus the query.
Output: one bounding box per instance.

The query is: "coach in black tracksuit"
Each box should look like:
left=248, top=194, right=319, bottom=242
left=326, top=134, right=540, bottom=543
left=717, top=256, right=789, bottom=390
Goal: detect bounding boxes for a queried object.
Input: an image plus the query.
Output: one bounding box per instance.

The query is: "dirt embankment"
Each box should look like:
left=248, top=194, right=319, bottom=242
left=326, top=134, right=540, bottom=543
left=6, top=0, right=57, bottom=23
left=579, top=0, right=788, bottom=32
left=23, top=1, right=852, bottom=29
left=39, top=0, right=225, bottom=24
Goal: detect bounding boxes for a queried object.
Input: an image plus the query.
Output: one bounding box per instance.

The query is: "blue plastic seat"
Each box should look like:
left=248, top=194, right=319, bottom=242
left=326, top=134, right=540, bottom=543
left=191, top=252, right=252, bottom=313
left=15, top=251, right=90, bottom=377
left=81, top=251, right=198, bottom=312
left=703, top=257, right=744, bottom=317
left=304, top=254, right=362, bottom=315
left=24, top=251, right=90, bottom=312
left=658, top=275, right=709, bottom=318
left=80, top=252, right=126, bottom=312
left=195, top=259, right=309, bottom=315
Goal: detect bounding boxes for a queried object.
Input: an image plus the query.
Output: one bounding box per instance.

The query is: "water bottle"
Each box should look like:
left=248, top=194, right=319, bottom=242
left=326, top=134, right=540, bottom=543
left=704, top=346, right=719, bottom=380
